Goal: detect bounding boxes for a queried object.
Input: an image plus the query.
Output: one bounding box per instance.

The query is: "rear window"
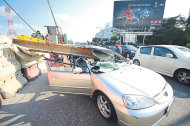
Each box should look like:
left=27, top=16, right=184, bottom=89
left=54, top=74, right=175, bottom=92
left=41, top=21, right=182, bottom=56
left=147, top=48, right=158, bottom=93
left=140, top=47, right=152, bottom=55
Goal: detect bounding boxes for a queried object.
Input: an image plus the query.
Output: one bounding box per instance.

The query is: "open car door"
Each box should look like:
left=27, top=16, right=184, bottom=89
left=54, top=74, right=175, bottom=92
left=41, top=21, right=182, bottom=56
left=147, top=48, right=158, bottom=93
left=47, top=56, right=91, bottom=95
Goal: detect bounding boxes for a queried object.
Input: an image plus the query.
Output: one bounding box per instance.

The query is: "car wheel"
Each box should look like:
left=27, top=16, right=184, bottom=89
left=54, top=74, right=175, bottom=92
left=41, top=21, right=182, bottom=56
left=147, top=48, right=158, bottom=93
left=175, top=70, right=190, bottom=84
left=96, top=93, right=117, bottom=122
left=133, top=59, right=140, bottom=66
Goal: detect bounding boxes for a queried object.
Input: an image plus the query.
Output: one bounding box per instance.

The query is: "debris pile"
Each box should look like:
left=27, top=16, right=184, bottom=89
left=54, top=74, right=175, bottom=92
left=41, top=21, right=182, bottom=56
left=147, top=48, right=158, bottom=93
left=0, top=35, right=47, bottom=99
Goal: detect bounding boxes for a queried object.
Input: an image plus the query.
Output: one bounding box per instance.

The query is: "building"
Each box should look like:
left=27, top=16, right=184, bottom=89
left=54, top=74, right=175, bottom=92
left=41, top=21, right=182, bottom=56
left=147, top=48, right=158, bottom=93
left=95, top=23, right=116, bottom=40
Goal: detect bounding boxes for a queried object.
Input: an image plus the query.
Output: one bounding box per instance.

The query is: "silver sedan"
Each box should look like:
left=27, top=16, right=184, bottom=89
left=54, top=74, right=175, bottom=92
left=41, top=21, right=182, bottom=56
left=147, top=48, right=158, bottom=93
left=47, top=46, right=174, bottom=126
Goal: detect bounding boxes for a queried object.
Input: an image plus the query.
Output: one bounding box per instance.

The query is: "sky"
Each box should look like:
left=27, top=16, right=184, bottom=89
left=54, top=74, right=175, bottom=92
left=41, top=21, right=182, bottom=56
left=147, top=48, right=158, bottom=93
left=0, top=0, right=190, bottom=42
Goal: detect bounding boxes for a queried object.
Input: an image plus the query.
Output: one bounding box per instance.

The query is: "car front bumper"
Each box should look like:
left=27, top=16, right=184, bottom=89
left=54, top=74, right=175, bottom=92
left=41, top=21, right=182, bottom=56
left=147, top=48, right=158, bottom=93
left=115, top=84, right=175, bottom=126
left=117, top=96, right=175, bottom=126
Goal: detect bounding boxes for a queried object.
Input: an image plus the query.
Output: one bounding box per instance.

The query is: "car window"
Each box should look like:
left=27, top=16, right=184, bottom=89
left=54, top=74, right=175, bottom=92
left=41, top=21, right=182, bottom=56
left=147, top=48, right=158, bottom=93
left=48, top=55, right=72, bottom=72
left=126, top=45, right=137, bottom=50
left=140, top=47, right=152, bottom=55
left=121, top=46, right=126, bottom=50
left=153, top=47, right=173, bottom=57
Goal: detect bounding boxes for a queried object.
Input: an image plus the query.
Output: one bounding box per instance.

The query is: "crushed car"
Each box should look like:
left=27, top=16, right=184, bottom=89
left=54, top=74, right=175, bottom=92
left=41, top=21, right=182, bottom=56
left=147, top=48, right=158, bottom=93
left=46, top=46, right=175, bottom=126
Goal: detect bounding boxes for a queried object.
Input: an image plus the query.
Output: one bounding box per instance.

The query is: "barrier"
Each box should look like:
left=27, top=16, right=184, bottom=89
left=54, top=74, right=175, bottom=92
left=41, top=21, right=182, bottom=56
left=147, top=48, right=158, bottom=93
left=24, top=64, right=40, bottom=81
left=0, top=63, right=21, bottom=80
left=0, top=35, right=12, bottom=45
left=38, top=60, right=47, bottom=73
left=0, top=70, right=28, bottom=99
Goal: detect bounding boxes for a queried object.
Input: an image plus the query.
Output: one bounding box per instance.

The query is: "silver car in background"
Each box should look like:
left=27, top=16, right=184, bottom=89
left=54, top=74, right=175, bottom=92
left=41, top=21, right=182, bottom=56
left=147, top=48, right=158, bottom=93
left=133, top=45, right=190, bottom=84
left=47, top=46, right=174, bottom=126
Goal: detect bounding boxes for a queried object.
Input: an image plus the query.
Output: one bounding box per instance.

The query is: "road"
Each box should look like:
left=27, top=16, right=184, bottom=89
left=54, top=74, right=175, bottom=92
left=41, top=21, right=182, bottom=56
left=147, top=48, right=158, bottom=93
left=0, top=73, right=190, bottom=126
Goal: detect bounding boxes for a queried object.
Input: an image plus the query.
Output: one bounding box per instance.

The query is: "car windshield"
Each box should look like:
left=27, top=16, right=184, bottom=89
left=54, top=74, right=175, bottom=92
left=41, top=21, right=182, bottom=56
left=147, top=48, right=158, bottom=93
left=127, top=45, right=137, bottom=50
left=96, top=62, right=129, bottom=72
left=92, top=47, right=128, bottom=63
left=177, top=47, right=190, bottom=57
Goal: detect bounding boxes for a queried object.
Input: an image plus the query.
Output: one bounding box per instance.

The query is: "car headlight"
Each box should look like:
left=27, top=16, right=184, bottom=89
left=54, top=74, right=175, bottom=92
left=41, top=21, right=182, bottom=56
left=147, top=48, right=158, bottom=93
left=122, top=95, right=155, bottom=110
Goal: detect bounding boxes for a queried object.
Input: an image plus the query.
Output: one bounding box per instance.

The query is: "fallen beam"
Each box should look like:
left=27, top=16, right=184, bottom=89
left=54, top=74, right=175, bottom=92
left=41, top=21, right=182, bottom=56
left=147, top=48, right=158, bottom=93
left=12, top=38, right=97, bottom=59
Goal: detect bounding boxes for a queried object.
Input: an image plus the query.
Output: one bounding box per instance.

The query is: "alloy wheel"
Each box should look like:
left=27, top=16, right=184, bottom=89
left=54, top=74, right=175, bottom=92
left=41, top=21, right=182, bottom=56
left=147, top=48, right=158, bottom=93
left=97, top=95, right=111, bottom=118
left=133, top=59, right=140, bottom=66
left=177, top=71, right=190, bottom=84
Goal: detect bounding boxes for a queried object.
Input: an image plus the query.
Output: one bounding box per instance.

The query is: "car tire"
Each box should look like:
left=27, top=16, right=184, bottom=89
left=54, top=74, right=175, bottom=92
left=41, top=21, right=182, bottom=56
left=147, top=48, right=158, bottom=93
left=96, top=93, right=117, bottom=122
left=174, top=70, right=190, bottom=84
left=133, top=59, right=140, bottom=66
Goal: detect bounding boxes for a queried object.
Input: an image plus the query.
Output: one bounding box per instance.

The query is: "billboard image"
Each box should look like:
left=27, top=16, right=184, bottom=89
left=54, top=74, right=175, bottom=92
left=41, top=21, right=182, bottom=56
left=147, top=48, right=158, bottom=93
left=113, top=0, right=166, bottom=28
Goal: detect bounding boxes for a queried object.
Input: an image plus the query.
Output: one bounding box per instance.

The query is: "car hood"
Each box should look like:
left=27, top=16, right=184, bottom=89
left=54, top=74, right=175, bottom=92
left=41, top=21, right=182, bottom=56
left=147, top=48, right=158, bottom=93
left=99, top=65, right=166, bottom=98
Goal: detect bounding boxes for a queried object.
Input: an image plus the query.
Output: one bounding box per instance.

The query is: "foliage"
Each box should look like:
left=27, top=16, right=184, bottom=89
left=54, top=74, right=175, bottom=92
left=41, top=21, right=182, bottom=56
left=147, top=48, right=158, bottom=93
left=187, top=43, right=190, bottom=49
left=142, top=15, right=190, bottom=46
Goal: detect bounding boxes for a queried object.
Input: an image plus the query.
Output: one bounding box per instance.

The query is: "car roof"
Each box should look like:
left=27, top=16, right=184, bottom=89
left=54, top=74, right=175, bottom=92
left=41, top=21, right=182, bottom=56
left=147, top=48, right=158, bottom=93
left=140, top=45, right=186, bottom=49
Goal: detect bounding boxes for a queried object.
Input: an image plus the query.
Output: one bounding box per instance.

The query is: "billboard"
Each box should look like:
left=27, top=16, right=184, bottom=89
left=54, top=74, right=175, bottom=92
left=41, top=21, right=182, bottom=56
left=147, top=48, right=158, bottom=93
left=113, top=0, right=166, bottom=28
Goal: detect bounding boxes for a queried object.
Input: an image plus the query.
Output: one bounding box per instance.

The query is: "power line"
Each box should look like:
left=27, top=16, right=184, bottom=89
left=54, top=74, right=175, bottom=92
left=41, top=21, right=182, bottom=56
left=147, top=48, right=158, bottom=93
left=2, top=0, right=36, bottom=33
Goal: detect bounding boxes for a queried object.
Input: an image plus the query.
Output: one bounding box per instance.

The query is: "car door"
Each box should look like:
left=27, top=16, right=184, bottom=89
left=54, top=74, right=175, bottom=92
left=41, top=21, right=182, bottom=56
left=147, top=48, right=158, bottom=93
left=47, top=56, right=91, bottom=95
left=149, top=47, right=176, bottom=76
left=121, top=46, right=128, bottom=57
left=138, top=47, right=153, bottom=68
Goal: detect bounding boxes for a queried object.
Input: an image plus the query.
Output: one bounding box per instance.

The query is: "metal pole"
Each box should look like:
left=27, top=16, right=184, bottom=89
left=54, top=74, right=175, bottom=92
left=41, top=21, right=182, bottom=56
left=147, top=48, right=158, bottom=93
left=143, top=35, right=146, bottom=46
left=46, top=0, right=63, bottom=44
left=120, top=34, right=121, bottom=45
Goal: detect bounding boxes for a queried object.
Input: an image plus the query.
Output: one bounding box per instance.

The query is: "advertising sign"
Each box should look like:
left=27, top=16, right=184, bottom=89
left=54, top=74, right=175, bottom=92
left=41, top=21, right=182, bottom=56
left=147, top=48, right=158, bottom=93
left=113, top=0, right=166, bottom=28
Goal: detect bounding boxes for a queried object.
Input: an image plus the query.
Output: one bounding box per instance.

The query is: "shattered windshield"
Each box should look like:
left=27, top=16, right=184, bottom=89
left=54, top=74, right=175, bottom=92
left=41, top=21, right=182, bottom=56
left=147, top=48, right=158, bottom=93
left=92, top=47, right=128, bottom=63
left=92, top=48, right=115, bottom=62
left=94, top=62, right=129, bottom=73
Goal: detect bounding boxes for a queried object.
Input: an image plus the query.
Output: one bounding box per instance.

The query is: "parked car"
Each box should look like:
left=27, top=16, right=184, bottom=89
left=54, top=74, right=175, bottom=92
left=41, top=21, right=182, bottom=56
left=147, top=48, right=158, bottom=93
left=47, top=46, right=174, bottom=126
left=133, top=45, right=190, bottom=84
left=108, top=45, right=116, bottom=51
left=121, top=45, right=137, bottom=59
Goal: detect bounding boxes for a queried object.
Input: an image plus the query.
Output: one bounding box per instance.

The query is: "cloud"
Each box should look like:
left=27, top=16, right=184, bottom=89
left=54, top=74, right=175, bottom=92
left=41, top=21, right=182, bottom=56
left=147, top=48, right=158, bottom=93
left=0, top=6, right=6, bottom=16
left=61, top=0, right=114, bottom=42
left=0, top=6, right=16, bottom=16
left=55, top=14, right=70, bottom=20
left=14, top=23, right=25, bottom=29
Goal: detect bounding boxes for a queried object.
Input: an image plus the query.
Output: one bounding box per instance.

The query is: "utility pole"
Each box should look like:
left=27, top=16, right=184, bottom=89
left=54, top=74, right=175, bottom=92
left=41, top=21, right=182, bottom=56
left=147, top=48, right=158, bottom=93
left=46, top=0, right=63, bottom=44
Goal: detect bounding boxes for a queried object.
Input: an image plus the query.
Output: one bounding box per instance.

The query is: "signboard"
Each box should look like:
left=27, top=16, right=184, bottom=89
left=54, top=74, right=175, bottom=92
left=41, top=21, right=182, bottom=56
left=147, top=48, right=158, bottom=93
left=113, top=0, right=166, bottom=28
left=119, top=32, right=153, bottom=35
left=125, top=34, right=136, bottom=43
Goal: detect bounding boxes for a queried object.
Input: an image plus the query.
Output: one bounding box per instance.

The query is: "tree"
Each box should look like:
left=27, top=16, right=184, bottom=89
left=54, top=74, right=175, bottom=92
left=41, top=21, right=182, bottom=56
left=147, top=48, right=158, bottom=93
left=144, top=15, right=189, bottom=46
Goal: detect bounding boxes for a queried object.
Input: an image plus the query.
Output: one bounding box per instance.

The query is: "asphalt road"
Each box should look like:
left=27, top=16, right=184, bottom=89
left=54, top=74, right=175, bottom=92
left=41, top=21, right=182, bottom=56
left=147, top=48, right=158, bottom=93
left=0, top=73, right=190, bottom=126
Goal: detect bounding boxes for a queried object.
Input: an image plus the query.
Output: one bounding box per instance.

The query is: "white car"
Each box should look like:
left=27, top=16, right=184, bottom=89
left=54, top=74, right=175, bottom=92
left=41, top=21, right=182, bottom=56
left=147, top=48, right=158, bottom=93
left=133, top=45, right=190, bottom=84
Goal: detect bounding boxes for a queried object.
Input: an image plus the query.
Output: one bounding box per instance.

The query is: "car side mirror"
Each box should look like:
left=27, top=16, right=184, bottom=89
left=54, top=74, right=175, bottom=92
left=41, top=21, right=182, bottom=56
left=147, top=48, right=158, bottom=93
left=73, top=67, right=83, bottom=74
left=166, top=54, right=173, bottom=58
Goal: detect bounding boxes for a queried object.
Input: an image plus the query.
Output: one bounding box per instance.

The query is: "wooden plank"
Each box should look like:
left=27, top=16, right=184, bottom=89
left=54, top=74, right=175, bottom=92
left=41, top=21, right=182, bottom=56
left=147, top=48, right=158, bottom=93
left=12, top=38, right=97, bottom=59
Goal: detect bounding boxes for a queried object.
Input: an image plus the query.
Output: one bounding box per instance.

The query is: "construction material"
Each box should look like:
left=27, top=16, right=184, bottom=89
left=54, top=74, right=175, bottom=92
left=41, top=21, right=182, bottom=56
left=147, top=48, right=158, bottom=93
left=23, top=64, right=40, bottom=81
left=0, top=35, right=12, bottom=44
left=0, top=70, right=28, bottom=99
left=9, top=44, right=44, bottom=68
left=38, top=60, right=48, bottom=73
left=12, top=38, right=97, bottom=59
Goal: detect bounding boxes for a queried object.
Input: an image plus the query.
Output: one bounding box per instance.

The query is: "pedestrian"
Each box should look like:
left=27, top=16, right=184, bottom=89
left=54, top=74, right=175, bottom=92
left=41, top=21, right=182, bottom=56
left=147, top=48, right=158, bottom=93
left=35, top=30, right=42, bottom=39
left=41, top=35, right=45, bottom=40
left=115, top=42, right=122, bottom=55
left=45, top=33, right=50, bottom=41
left=31, top=33, right=36, bottom=37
